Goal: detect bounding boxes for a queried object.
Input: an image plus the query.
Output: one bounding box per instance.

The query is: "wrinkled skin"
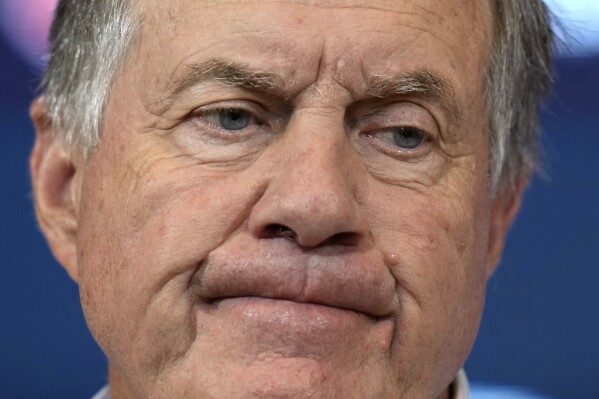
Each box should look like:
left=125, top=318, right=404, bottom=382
left=31, top=0, right=523, bottom=398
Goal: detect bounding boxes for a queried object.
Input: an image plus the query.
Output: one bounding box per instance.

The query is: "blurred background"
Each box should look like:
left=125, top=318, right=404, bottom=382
left=0, top=1, right=597, bottom=398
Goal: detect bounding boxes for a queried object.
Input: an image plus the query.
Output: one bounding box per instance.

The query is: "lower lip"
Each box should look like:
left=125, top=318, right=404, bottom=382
left=200, top=297, right=393, bottom=354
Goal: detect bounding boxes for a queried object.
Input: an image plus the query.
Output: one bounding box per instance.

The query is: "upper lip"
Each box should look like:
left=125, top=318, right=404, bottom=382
left=192, top=239, right=397, bottom=319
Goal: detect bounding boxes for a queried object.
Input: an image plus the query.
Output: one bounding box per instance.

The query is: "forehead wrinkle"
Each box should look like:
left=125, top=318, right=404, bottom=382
left=201, top=0, right=433, bottom=15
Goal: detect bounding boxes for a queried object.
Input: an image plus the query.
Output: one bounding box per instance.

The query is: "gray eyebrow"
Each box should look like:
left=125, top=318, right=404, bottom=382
left=170, top=58, right=287, bottom=98
left=366, top=70, right=460, bottom=122
left=162, top=59, right=459, bottom=122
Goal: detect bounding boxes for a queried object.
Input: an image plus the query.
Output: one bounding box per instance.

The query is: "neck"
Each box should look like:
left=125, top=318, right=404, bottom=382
left=107, top=365, right=136, bottom=399
left=437, top=387, right=452, bottom=399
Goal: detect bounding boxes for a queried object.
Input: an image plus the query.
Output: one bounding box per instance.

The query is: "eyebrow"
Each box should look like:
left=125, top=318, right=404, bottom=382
left=170, top=58, right=287, bottom=99
left=164, top=58, right=459, bottom=121
left=366, top=71, right=460, bottom=121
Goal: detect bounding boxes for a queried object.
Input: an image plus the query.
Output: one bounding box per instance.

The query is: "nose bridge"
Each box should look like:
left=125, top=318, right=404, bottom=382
left=248, top=109, right=366, bottom=248
left=284, top=111, right=352, bottom=193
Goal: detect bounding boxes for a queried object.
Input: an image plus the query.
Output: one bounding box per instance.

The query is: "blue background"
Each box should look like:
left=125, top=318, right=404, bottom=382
left=1, top=8, right=598, bottom=399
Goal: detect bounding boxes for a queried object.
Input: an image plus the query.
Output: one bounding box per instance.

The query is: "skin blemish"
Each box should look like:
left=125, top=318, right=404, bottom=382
left=384, top=252, right=401, bottom=267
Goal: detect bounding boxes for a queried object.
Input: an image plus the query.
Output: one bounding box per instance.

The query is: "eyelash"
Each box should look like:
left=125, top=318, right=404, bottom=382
left=189, top=105, right=267, bottom=137
left=361, top=126, right=432, bottom=159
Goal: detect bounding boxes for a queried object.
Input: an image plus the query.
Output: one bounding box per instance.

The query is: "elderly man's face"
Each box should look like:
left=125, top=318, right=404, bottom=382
left=31, top=0, right=521, bottom=398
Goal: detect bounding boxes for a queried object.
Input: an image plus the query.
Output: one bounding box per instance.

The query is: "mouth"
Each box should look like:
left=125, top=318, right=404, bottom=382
left=206, top=295, right=391, bottom=323
left=192, top=247, right=398, bottom=322
left=197, top=295, right=395, bottom=356
left=189, top=237, right=398, bottom=354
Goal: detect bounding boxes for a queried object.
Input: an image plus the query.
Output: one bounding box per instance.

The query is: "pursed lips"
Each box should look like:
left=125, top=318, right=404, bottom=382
left=191, top=240, right=398, bottom=321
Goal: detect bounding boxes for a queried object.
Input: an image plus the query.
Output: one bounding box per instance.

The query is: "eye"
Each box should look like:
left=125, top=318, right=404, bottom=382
left=199, top=108, right=256, bottom=131
left=392, top=126, right=426, bottom=149
left=368, top=126, right=427, bottom=150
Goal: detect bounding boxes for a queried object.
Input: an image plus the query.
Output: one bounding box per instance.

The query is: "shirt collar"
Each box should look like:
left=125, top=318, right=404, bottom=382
left=453, top=369, right=470, bottom=399
left=90, top=385, right=110, bottom=399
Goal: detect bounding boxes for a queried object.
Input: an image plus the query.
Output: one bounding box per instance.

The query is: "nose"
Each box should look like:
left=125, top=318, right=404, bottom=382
left=248, top=115, right=368, bottom=249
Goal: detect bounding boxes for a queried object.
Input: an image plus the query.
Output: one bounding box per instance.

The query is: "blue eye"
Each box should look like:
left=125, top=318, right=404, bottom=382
left=217, top=109, right=252, bottom=130
left=393, top=127, right=425, bottom=149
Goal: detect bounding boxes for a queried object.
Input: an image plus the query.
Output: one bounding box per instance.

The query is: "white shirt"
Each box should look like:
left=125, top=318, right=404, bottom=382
left=90, top=385, right=110, bottom=399
left=91, top=369, right=470, bottom=399
left=454, top=369, right=470, bottom=399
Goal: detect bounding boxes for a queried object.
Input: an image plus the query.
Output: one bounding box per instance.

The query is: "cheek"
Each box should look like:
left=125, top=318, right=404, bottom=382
left=381, top=195, right=489, bottom=326
left=75, top=146, right=264, bottom=379
left=367, top=184, right=490, bottom=389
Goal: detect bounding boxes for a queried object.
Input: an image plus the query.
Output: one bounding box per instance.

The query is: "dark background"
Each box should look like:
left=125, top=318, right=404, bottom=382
left=1, top=4, right=598, bottom=399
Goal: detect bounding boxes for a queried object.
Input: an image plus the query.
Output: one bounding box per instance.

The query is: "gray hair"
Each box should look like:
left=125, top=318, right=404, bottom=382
left=40, top=0, right=555, bottom=194
left=41, top=0, right=138, bottom=153
left=486, top=0, right=555, bottom=194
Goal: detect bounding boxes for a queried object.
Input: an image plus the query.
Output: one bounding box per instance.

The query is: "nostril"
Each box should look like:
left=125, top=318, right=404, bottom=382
left=260, top=225, right=360, bottom=248
left=264, top=224, right=298, bottom=242
left=321, top=232, right=361, bottom=247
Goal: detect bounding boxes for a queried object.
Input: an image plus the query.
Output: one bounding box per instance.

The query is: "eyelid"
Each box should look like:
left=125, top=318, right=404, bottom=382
left=190, top=100, right=271, bottom=131
left=182, top=107, right=263, bottom=149
left=190, top=100, right=266, bottom=120
left=350, top=100, right=441, bottom=138
left=351, top=103, right=437, bottom=160
left=361, top=129, right=432, bottom=161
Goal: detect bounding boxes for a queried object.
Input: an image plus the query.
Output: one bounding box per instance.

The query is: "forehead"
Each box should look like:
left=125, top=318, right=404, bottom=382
left=141, top=0, right=490, bottom=22
left=128, top=0, right=493, bottom=104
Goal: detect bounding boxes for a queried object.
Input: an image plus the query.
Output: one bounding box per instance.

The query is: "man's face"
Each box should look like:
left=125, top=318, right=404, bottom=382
left=35, top=0, right=511, bottom=397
